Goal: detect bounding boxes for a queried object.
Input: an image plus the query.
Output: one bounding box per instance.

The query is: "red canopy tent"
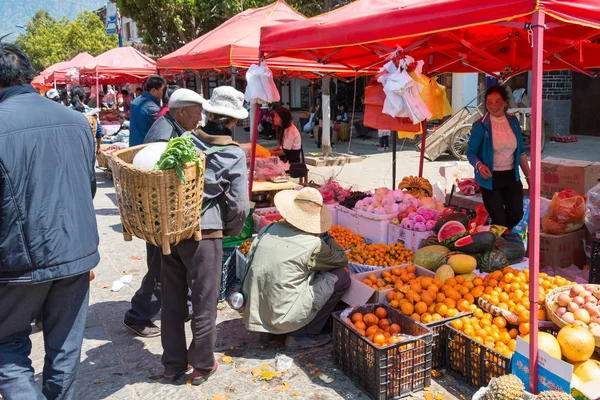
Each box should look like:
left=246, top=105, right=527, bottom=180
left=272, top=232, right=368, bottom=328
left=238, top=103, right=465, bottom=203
left=46, top=52, right=95, bottom=85
left=79, top=46, right=157, bottom=85
left=258, top=0, right=600, bottom=392
left=157, top=0, right=360, bottom=80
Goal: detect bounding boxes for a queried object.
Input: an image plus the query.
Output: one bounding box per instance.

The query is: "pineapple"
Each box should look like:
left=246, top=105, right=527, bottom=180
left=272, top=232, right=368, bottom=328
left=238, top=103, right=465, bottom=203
left=536, top=391, right=573, bottom=400
left=484, top=374, right=525, bottom=400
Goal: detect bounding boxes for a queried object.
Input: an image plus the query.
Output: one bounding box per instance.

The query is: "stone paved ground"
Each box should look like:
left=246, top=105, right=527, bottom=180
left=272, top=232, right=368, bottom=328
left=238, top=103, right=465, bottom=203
left=23, top=132, right=600, bottom=400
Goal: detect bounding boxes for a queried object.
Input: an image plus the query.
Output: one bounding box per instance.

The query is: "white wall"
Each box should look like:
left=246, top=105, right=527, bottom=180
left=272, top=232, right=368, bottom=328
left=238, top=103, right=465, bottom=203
left=451, top=73, right=478, bottom=111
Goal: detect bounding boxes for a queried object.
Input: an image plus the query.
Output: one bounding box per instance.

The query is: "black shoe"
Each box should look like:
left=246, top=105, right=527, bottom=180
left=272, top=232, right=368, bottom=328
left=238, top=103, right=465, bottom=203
left=123, top=319, right=161, bottom=337
left=163, top=364, right=193, bottom=382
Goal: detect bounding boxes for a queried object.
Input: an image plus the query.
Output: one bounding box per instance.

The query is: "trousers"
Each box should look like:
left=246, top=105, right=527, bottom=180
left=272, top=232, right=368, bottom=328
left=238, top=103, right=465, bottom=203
left=292, top=268, right=351, bottom=335
left=480, top=169, right=524, bottom=230
left=0, top=273, right=89, bottom=400
left=160, top=238, right=223, bottom=375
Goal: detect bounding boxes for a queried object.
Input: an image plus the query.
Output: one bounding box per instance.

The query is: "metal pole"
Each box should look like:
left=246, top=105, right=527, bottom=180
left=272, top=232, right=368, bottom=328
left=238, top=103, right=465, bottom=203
left=418, top=120, right=427, bottom=177
left=392, top=131, right=397, bottom=188
left=528, top=10, right=545, bottom=395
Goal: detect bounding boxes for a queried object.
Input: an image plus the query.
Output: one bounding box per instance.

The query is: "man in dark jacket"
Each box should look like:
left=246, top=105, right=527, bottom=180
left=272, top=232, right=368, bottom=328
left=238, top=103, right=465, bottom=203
left=123, top=88, right=205, bottom=337
left=128, top=75, right=166, bottom=146
left=0, top=43, right=99, bottom=400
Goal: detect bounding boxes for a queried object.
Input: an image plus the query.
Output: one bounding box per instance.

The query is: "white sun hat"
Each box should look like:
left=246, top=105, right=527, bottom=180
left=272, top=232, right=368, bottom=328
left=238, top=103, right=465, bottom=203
left=274, top=187, right=332, bottom=234
left=203, top=86, right=249, bottom=120
left=168, top=88, right=206, bottom=109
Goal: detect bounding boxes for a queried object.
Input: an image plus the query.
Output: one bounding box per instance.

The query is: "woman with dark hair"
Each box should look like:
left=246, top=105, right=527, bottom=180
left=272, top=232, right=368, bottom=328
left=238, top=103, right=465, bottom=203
left=157, top=85, right=180, bottom=119
left=467, top=85, right=530, bottom=229
left=270, top=107, right=302, bottom=163
left=70, top=85, right=102, bottom=153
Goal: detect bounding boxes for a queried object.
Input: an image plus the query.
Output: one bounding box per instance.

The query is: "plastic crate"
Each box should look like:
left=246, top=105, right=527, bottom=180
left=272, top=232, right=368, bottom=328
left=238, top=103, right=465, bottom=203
left=446, top=324, right=511, bottom=388
left=426, top=313, right=472, bottom=370
left=332, top=303, right=433, bottom=399
left=219, top=246, right=238, bottom=302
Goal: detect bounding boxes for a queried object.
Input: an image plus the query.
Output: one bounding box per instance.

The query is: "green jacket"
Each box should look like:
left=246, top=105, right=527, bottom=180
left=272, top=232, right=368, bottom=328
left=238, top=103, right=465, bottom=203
left=242, top=222, right=348, bottom=334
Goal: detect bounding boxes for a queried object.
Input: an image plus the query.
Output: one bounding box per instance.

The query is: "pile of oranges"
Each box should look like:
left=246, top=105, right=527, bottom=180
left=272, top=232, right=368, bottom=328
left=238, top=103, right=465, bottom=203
left=449, top=311, right=517, bottom=357
left=345, top=306, right=405, bottom=347
left=347, top=243, right=413, bottom=267
left=387, top=273, right=479, bottom=324
left=360, top=265, right=418, bottom=290
left=238, top=240, right=253, bottom=256
left=328, top=225, right=365, bottom=248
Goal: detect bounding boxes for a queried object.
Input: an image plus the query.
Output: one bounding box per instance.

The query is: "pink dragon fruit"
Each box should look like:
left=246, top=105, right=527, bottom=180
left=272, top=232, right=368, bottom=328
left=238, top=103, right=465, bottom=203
left=363, top=196, right=374, bottom=205
left=391, top=203, right=401, bottom=213
left=355, top=200, right=365, bottom=209
left=374, top=208, right=387, bottom=215
left=425, top=220, right=436, bottom=231
left=401, top=218, right=410, bottom=228
left=321, top=189, right=335, bottom=205
left=413, top=215, right=426, bottom=224
left=397, top=202, right=408, bottom=212
left=416, top=206, right=428, bottom=216
left=414, top=222, right=427, bottom=232
left=392, top=190, right=404, bottom=203
left=404, top=219, right=415, bottom=230
left=407, top=197, right=419, bottom=208
left=421, top=211, right=433, bottom=221
left=402, top=193, right=415, bottom=203
left=407, top=212, right=418, bottom=220
left=366, top=206, right=375, bottom=214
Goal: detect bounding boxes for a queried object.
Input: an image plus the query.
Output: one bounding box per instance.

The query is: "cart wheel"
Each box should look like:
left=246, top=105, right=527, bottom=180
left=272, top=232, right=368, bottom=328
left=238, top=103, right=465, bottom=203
left=450, top=125, right=471, bottom=161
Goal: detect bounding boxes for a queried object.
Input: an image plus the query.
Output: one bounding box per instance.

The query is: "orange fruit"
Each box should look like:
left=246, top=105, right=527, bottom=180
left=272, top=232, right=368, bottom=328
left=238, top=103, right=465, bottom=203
left=400, top=302, right=414, bottom=316
left=431, top=313, right=443, bottom=322
left=389, top=300, right=399, bottom=309
left=389, top=323, right=401, bottom=334
left=432, top=278, right=444, bottom=288
left=421, top=313, right=432, bottom=324
left=414, top=301, right=428, bottom=315
left=444, top=298, right=456, bottom=309
left=373, top=333, right=386, bottom=346
left=435, top=292, right=446, bottom=303
left=518, top=322, right=530, bottom=335
left=363, top=313, right=378, bottom=327
left=451, top=319, right=464, bottom=330
left=375, top=307, right=387, bottom=319
left=455, top=276, right=465, bottom=285
left=362, top=278, right=373, bottom=286
left=457, top=299, right=470, bottom=312
left=351, top=313, right=364, bottom=323
left=406, top=265, right=416, bottom=274
left=386, top=291, right=396, bottom=302
left=366, top=325, right=379, bottom=336
left=379, top=318, right=391, bottom=330
left=435, top=303, right=448, bottom=317
left=368, top=274, right=378, bottom=284
left=411, top=313, right=421, bottom=322
left=493, top=316, right=507, bottom=329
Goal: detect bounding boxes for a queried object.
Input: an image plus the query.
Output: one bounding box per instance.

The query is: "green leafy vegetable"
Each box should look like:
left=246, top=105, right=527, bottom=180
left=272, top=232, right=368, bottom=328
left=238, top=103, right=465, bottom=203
left=154, top=135, right=203, bottom=183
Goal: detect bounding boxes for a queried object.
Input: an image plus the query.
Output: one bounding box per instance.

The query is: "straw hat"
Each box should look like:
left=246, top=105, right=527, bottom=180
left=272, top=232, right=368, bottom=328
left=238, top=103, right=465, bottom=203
left=203, top=86, right=249, bottom=120
left=274, top=187, right=332, bottom=234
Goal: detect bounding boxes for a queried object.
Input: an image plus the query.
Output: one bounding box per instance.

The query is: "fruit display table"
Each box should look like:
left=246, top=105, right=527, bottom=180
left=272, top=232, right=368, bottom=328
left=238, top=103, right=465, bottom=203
left=251, top=180, right=300, bottom=206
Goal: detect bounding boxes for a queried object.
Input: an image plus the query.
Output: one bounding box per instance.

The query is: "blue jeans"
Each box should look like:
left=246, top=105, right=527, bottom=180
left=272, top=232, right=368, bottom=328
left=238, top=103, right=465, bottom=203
left=0, top=272, right=89, bottom=400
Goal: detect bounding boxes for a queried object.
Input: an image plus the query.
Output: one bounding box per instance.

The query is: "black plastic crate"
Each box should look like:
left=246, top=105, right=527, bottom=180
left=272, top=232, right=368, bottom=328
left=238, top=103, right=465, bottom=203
left=219, top=246, right=237, bottom=302
left=590, top=238, right=600, bottom=284
left=332, top=303, right=433, bottom=399
left=446, top=324, right=510, bottom=388
left=426, top=312, right=472, bottom=370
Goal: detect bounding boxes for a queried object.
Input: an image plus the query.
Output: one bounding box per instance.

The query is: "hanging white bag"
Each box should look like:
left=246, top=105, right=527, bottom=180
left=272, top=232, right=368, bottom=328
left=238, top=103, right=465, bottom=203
left=259, top=62, right=280, bottom=103
left=244, top=64, right=268, bottom=104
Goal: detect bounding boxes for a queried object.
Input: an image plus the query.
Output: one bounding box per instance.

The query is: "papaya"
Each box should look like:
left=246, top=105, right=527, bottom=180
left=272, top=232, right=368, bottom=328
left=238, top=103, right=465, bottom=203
left=448, top=254, right=477, bottom=274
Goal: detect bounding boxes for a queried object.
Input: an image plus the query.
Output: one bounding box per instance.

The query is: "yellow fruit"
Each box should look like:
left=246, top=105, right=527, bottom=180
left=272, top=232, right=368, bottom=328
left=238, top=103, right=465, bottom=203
left=557, top=324, right=596, bottom=363
left=573, top=359, right=600, bottom=383
left=448, top=254, right=477, bottom=274
left=523, top=332, right=562, bottom=360
left=435, top=264, right=455, bottom=284
left=459, top=272, right=476, bottom=282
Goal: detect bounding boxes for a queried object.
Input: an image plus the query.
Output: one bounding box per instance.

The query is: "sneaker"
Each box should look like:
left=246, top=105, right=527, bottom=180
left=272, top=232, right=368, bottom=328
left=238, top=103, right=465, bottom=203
left=377, top=147, right=384, bottom=152
left=191, top=361, right=219, bottom=386
left=285, top=334, right=331, bottom=352
left=163, top=364, right=192, bottom=382
left=123, top=319, right=161, bottom=338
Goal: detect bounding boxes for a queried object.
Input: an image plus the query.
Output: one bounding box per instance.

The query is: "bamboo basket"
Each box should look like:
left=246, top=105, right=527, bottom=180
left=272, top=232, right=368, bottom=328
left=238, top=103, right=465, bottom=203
left=97, top=150, right=109, bottom=169
left=109, top=144, right=206, bottom=255
left=545, top=284, right=600, bottom=348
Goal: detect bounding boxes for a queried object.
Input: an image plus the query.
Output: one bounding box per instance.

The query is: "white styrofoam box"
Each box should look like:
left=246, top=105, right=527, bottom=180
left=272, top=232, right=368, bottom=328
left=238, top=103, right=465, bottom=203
left=358, top=215, right=390, bottom=244
left=510, top=257, right=529, bottom=271
left=356, top=209, right=397, bottom=221
left=326, top=203, right=338, bottom=226
left=235, top=249, right=247, bottom=281
left=388, top=225, right=435, bottom=252
left=336, top=205, right=359, bottom=232
left=342, top=265, right=434, bottom=305
left=439, top=161, right=474, bottom=193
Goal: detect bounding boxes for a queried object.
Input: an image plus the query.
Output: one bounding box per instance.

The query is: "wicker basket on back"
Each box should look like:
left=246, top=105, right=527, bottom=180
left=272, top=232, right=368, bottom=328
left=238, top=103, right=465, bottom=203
left=109, top=144, right=206, bottom=255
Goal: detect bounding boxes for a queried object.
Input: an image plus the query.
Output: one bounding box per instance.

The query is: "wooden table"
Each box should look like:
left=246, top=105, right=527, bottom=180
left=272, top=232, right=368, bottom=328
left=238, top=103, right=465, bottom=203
left=251, top=180, right=300, bottom=206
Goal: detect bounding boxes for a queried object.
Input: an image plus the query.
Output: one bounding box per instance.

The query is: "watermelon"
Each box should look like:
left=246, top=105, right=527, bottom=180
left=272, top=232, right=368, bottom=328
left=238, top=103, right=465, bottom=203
left=413, top=245, right=451, bottom=270
left=495, top=240, right=525, bottom=265
left=478, top=250, right=509, bottom=273
left=433, top=213, right=470, bottom=233
left=437, top=221, right=467, bottom=243
left=434, top=251, right=465, bottom=271
left=454, top=232, right=497, bottom=254
left=441, top=231, right=469, bottom=250
left=419, top=236, right=440, bottom=249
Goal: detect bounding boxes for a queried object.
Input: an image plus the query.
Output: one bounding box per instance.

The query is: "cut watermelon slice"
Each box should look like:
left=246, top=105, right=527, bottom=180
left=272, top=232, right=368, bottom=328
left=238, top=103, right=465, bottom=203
left=437, top=221, right=467, bottom=243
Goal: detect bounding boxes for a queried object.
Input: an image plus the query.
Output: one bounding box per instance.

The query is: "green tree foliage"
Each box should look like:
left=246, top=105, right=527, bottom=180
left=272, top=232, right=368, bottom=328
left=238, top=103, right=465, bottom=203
left=115, top=0, right=330, bottom=57
left=14, top=10, right=118, bottom=72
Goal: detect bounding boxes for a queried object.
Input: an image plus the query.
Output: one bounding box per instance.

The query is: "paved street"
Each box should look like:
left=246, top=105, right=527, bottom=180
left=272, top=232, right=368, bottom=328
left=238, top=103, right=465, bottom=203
left=22, top=130, right=599, bottom=400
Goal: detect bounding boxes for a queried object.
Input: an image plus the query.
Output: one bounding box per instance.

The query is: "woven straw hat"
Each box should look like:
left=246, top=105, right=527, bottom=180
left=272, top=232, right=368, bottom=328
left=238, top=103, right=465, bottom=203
left=203, top=86, right=249, bottom=120
left=274, top=187, right=332, bottom=234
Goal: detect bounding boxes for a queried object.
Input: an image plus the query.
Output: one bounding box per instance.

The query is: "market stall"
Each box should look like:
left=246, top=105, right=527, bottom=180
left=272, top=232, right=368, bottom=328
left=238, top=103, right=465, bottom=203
left=45, top=52, right=95, bottom=86
left=256, top=0, right=600, bottom=396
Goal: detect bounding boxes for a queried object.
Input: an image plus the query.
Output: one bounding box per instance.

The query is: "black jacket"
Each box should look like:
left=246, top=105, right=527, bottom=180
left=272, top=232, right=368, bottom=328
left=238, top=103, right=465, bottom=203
left=0, top=85, right=100, bottom=284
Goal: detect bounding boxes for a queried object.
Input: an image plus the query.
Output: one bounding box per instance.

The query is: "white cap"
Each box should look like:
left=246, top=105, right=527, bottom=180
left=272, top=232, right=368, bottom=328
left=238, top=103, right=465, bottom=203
left=168, top=88, right=206, bottom=109
left=46, top=89, right=59, bottom=100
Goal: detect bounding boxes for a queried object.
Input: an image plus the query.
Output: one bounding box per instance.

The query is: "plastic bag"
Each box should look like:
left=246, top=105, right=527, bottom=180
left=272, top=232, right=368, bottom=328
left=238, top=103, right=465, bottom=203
left=585, top=182, right=600, bottom=233
left=420, top=77, right=453, bottom=120
left=363, top=80, right=421, bottom=132
left=542, top=189, right=585, bottom=234
left=468, top=204, right=490, bottom=232
left=244, top=62, right=280, bottom=104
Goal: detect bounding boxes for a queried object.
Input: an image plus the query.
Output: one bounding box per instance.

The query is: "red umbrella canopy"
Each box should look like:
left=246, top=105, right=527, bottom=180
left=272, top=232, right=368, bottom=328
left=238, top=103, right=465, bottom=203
left=46, top=52, right=96, bottom=84
left=260, top=0, right=600, bottom=78
left=80, top=46, right=156, bottom=79
left=158, top=0, right=361, bottom=76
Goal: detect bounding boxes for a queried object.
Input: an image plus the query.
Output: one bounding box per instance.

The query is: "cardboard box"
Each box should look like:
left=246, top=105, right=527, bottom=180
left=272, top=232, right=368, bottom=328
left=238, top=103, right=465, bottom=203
left=541, top=157, right=600, bottom=198
left=540, top=229, right=586, bottom=268
left=342, top=265, right=434, bottom=306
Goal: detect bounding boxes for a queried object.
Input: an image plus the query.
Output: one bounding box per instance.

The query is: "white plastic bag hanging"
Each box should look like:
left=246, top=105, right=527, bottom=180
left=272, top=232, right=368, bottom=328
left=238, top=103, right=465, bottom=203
left=244, top=62, right=280, bottom=104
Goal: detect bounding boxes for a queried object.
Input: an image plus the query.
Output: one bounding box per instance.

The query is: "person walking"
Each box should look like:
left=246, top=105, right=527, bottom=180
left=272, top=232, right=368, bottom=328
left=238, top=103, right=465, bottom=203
left=242, top=187, right=350, bottom=351
left=70, top=85, right=103, bottom=154
left=123, top=89, right=206, bottom=337
left=467, top=85, right=530, bottom=229
left=159, top=86, right=249, bottom=385
left=0, top=43, right=100, bottom=400
left=129, top=75, right=166, bottom=147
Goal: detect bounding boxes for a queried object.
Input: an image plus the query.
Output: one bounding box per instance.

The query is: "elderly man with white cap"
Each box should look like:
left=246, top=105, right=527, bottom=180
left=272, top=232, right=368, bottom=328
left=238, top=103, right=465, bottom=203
left=242, top=187, right=350, bottom=352
left=123, top=88, right=206, bottom=338
left=158, top=86, right=250, bottom=386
